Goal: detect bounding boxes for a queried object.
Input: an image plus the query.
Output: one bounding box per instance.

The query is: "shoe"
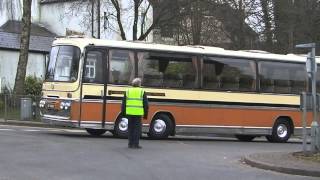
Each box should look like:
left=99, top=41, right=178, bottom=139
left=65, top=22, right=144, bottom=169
left=128, top=144, right=134, bottom=148
left=133, top=145, right=142, bottom=149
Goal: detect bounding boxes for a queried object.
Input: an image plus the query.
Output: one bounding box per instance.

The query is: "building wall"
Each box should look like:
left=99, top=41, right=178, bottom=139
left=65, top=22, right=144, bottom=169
left=0, top=0, right=154, bottom=41
left=39, top=2, right=88, bottom=37
left=0, top=50, right=46, bottom=90
left=0, top=0, right=41, bottom=26
left=39, top=0, right=153, bottom=41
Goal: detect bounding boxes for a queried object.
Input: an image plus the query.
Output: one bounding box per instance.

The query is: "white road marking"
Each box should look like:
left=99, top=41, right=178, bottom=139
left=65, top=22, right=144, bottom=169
left=22, top=129, right=42, bottom=132
left=0, top=129, right=14, bottom=131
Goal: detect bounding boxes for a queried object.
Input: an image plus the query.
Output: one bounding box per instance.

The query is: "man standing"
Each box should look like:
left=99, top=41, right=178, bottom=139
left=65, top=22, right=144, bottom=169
left=122, top=78, right=148, bottom=149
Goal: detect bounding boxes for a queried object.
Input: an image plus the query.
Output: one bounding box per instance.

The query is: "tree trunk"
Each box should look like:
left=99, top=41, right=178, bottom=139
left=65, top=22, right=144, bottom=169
left=13, top=0, right=32, bottom=95
left=238, top=0, right=246, bottom=49
left=133, top=0, right=139, bottom=40
left=111, top=0, right=126, bottom=40
left=261, top=0, right=273, bottom=52
left=91, top=0, right=95, bottom=37
left=191, top=0, right=202, bottom=45
left=97, top=0, right=100, bottom=39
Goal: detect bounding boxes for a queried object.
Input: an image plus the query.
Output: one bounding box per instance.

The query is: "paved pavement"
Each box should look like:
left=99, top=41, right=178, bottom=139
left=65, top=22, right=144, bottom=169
left=243, top=152, right=320, bottom=177
left=1, top=118, right=319, bottom=178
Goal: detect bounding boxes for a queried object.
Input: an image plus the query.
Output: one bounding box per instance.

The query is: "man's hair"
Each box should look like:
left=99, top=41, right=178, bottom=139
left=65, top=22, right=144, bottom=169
left=131, top=78, right=142, bottom=87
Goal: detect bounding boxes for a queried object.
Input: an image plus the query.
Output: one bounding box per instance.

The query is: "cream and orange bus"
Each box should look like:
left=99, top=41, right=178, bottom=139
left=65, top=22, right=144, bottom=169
left=40, top=37, right=313, bottom=142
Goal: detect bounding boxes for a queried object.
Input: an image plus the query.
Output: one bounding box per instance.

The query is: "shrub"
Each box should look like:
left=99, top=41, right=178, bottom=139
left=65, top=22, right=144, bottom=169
left=24, top=76, right=43, bottom=96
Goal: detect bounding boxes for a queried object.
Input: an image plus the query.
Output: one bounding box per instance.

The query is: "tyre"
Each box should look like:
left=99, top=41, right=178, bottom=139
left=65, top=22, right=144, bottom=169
left=235, top=135, right=256, bottom=142
left=148, top=114, right=173, bottom=139
left=85, top=128, right=107, bottom=136
left=266, top=118, right=292, bottom=143
left=113, top=116, right=129, bottom=138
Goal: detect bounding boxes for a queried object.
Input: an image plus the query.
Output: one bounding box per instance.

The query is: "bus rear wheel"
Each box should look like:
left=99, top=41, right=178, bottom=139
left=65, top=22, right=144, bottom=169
left=266, top=118, right=292, bottom=143
left=148, top=114, right=173, bottom=139
left=85, top=128, right=107, bottom=136
left=235, top=135, right=255, bottom=142
left=113, top=117, right=129, bottom=138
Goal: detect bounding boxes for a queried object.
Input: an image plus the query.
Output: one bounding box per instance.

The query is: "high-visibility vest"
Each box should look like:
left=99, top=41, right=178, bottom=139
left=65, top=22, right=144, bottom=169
left=125, top=87, right=144, bottom=116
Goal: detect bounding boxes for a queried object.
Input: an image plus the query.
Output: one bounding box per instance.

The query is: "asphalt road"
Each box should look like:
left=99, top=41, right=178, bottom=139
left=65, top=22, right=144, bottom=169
left=0, top=125, right=317, bottom=180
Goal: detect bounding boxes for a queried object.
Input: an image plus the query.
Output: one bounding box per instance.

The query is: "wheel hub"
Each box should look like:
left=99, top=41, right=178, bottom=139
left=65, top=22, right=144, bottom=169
left=277, top=124, right=288, bottom=138
left=153, top=119, right=166, bottom=133
left=119, top=118, right=128, bottom=132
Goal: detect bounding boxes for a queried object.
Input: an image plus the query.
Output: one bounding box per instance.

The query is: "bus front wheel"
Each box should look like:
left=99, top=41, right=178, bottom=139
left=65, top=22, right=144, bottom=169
left=266, top=118, right=292, bottom=143
left=113, top=117, right=129, bottom=138
left=85, top=128, right=107, bottom=136
left=148, top=114, right=173, bottom=139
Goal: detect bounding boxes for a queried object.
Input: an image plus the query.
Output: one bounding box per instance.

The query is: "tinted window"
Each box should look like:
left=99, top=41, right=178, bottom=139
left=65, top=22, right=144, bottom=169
left=259, top=61, right=306, bottom=94
left=109, top=49, right=134, bottom=85
left=46, top=46, right=80, bottom=82
left=203, top=57, right=256, bottom=91
left=138, top=52, right=198, bottom=89
left=83, top=51, right=104, bottom=83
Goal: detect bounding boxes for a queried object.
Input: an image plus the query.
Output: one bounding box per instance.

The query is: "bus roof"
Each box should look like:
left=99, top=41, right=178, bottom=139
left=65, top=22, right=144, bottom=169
left=52, top=37, right=318, bottom=63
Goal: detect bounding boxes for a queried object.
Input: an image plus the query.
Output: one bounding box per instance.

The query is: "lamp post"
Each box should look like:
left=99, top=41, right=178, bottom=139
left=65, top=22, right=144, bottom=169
left=296, top=43, right=319, bottom=153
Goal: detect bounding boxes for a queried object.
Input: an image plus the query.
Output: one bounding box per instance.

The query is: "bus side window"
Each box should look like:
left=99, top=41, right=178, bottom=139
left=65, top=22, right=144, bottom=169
left=290, top=65, right=306, bottom=94
left=274, top=79, right=291, bottom=93
left=221, top=76, right=239, bottom=91
left=203, top=76, right=221, bottom=90
left=260, top=78, right=274, bottom=93
left=109, top=50, right=134, bottom=85
left=83, top=51, right=103, bottom=84
left=163, top=73, right=183, bottom=88
left=138, top=51, right=196, bottom=89
left=259, top=61, right=306, bottom=94
left=137, top=52, right=164, bottom=87
left=239, top=75, right=254, bottom=91
left=183, top=74, right=196, bottom=89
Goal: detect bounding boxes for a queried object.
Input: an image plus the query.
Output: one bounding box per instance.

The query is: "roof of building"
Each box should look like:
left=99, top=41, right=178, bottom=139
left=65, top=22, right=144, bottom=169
left=0, top=20, right=56, bottom=53
left=0, top=20, right=56, bottom=37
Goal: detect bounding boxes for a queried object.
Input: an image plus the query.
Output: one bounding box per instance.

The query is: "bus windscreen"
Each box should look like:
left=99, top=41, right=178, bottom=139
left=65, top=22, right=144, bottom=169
left=46, top=46, right=80, bottom=82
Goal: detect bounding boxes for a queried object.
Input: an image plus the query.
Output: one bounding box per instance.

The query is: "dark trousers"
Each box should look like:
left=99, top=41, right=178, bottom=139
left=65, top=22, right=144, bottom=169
left=128, top=116, right=142, bottom=147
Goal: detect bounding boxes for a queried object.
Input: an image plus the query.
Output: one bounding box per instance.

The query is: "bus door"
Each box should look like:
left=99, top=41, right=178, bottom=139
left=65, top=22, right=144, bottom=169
left=80, top=47, right=108, bottom=129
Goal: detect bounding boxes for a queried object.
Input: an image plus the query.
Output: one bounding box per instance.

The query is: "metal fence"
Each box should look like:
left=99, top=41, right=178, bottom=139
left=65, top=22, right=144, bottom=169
left=0, top=94, right=41, bottom=121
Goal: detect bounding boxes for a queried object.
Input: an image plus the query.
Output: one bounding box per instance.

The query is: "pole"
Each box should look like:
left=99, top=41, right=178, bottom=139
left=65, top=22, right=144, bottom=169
left=312, top=47, right=320, bottom=152
left=310, top=46, right=318, bottom=152
left=296, top=43, right=319, bottom=153
left=301, top=92, right=308, bottom=154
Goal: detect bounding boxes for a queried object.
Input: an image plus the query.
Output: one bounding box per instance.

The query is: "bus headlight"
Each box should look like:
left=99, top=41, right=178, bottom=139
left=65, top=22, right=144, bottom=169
left=60, top=101, right=71, bottom=110
left=60, top=102, right=65, bottom=110
left=39, top=99, right=46, bottom=108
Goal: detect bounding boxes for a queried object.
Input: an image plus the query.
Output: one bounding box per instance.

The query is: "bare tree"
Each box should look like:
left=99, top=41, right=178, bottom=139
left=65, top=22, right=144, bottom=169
left=13, top=0, right=32, bottom=95
left=106, top=0, right=174, bottom=40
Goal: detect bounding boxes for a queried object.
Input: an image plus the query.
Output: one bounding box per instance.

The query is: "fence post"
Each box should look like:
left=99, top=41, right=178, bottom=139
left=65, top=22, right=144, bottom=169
left=4, top=94, right=7, bottom=122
